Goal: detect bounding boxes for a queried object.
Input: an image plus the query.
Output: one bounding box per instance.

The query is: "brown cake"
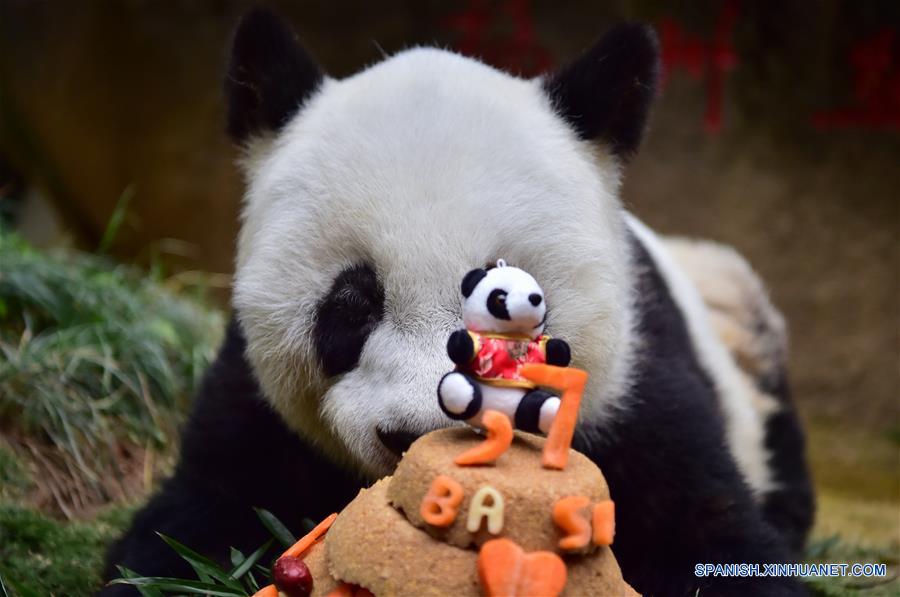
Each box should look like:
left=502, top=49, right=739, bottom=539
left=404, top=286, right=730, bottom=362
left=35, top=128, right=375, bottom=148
left=260, top=363, right=636, bottom=597
left=272, top=427, right=637, bottom=597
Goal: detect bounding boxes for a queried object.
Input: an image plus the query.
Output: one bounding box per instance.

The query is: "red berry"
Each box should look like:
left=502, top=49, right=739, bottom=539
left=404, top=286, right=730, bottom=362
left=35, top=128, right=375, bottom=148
left=273, top=555, right=313, bottom=597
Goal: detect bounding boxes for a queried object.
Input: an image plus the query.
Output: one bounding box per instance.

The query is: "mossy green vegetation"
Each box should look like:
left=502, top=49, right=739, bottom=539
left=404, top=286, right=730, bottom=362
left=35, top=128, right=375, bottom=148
left=803, top=534, right=899, bottom=596
left=0, top=230, right=225, bottom=595
left=0, top=504, right=133, bottom=596
left=0, top=228, right=223, bottom=511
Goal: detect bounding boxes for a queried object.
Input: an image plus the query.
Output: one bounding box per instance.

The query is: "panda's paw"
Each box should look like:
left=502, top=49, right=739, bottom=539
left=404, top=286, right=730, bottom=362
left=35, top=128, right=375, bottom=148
left=437, top=372, right=482, bottom=420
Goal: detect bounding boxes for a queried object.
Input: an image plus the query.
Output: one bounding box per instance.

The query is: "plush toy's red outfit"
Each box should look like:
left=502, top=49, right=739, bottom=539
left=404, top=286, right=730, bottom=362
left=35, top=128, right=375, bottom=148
left=463, top=331, right=550, bottom=388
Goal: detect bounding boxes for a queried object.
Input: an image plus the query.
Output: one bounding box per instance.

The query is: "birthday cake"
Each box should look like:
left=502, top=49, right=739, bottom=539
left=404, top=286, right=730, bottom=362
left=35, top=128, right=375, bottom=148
left=255, top=263, right=637, bottom=597
left=322, top=429, right=636, bottom=596
left=261, top=379, right=637, bottom=597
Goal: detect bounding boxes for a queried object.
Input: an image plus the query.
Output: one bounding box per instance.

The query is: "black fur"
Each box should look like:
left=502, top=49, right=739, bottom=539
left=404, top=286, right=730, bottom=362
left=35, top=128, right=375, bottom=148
left=100, top=319, right=363, bottom=595
left=446, top=328, right=475, bottom=364
left=460, top=268, right=487, bottom=298
left=104, top=237, right=812, bottom=595
left=544, top=337, right=571, bottom=366
left=225, top=8, right=323, bottom=143
left=437, top=372, right=482, bottom=421
left=375, top=426, right=421, bottom=457
left=313, top=263, right=384, bottom=377
left=542, top=22, right=659, bottom=158
left=758, top=368, right=815, bottom=558
left=570, top=235, right=808, bottom=596
left=514, top=389, right=554, bottom=433
left=486, top=289, right=511, bottom=320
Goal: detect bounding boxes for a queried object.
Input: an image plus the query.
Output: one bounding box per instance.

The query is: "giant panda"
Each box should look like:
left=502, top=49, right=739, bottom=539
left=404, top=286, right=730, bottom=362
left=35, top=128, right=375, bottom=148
left=103, top=9, right=814, bottom=596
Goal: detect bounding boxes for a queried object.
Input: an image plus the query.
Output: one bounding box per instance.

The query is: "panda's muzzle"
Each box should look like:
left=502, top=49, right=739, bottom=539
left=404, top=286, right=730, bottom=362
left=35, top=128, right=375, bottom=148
left=376, top=426, right=422, bottom=457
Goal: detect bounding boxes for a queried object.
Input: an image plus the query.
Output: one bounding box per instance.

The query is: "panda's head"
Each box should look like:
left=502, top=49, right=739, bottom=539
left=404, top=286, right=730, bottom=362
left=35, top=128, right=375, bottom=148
left=226, top=9, right=658, bottom=477
left=461, top=261, right=547, bottom=338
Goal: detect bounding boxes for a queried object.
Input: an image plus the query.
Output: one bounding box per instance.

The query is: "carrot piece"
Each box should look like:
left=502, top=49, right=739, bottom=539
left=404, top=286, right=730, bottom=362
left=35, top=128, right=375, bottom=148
left=281, top=512, right=338, bottom=559
left=478, top=537, right=567, bottom=597
left=517, top=550, right=567, bottom=597
left=519, top=364, right=588, bottom=470
left=420, top=474, right=465, bottom=526
left=552, top=495, right=592, bottom=551
left=251, top=585, right=278, bottom=597
left=454, top=409, right=514, bottom=466
left=478, top=538, right=524, bottom=596
left=325, top=583, right=374, bottom=597
left=325, top=583, right=355, bottom=597
left=592, top=499, right=616, bottom=546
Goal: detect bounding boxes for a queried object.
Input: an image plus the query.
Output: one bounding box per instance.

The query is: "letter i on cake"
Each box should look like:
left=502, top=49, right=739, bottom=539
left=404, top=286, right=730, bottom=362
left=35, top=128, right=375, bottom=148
left=253, top=263, right=634, bottom=597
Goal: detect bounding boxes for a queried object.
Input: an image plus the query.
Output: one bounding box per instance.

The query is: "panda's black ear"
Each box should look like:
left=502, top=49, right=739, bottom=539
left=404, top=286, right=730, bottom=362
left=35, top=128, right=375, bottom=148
left=461, top=268, right=488, bottom=298
left=225, top=8, right=323, bottom=144
left=542, top=23, right=660, bottom=159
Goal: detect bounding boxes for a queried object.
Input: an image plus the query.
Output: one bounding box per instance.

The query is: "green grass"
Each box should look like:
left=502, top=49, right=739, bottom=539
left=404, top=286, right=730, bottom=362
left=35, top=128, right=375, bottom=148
left=0, top=444, right=31, bottom=502
left=0, top=503, right=133, bottom=596
left=0, top=228, right=225, bottom=595
left=0, top=228, right=223, bottom=512
left=803, top=535, right=899, bottom=596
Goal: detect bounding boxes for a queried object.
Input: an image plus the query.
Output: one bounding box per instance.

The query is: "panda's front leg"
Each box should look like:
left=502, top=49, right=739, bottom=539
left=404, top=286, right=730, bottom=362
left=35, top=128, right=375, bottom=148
left=578, top=394, right=807, bottom=596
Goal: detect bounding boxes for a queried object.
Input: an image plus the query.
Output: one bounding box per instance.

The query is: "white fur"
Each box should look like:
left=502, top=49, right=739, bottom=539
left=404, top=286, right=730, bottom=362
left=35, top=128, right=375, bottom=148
left=663, top=237, right=788, bottom=389
left=626, top=215, right=774, bottom=496
left=233, top=47, right=636, bottom=477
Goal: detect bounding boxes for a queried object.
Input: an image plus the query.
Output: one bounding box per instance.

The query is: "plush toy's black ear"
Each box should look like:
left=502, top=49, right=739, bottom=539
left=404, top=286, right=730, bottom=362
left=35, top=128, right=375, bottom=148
left=225, top=8, right=323, bottom=143
left=542, top=23, right=660, bottom=158
left=461, top=268, right=488, bottom=298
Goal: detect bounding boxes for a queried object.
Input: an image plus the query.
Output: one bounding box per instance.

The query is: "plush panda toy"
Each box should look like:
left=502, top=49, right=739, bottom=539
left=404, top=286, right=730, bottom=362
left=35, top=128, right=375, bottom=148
left=438, top=260, right=571, bottom=434
left=103, top=9, right=813, bottom=597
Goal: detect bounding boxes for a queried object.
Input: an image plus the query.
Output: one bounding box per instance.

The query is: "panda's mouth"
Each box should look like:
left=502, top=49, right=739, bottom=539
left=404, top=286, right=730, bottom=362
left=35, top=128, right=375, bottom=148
left=376, top=426, right=422, bottom=458
left=533, top=312, right=547, bottom=329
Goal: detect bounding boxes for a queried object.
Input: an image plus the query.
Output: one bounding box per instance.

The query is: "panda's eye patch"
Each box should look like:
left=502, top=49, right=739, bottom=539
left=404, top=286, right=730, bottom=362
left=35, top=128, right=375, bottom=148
left=314, top=263, right=385, bottom=377
left=487, top=289, right=511, bottom=320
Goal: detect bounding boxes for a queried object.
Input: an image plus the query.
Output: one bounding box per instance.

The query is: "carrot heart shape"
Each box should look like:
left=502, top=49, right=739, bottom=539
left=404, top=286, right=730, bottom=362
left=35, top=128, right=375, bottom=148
left=478, top=537, right=567, bottom=597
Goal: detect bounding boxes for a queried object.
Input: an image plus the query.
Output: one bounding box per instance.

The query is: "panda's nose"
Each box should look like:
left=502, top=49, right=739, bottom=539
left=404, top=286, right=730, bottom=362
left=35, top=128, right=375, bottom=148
left=376, top=426, right=421, bottom=457
left=528, top=293, right=543, bottom=306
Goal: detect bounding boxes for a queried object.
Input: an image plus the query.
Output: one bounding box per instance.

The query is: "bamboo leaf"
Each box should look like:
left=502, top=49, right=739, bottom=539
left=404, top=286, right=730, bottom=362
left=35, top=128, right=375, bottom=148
left=115, top=567, right=164, bottom=597
left=107, top=576, right=245, bottom=597
left=229, top=547, right=246, bottom=569
left=254, top=507, right=296, bottom=548
left=156, top=533, right=243, bottom=590
left=230, top=538, right=274, bottom=580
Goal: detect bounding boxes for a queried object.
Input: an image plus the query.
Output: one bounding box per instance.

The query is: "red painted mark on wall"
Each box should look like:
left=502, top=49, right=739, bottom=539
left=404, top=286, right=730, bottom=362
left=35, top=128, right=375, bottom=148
left=811, top=28, right=900, bottom=130
left=444, top=0, right=553, bottom=76
left=659, top=0, right=740, bottom=134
